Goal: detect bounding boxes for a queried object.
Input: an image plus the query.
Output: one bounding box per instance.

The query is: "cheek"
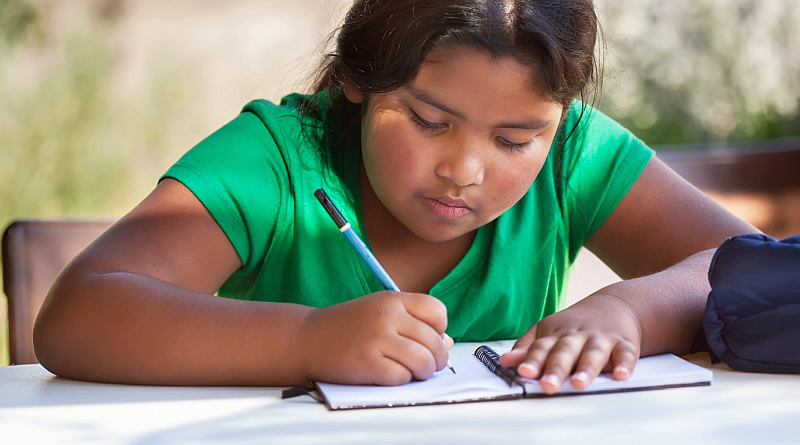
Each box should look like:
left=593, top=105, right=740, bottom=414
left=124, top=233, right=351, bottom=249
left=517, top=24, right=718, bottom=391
left=490, top=152, right=548, bottom=207
left=362, top=115, right=427, bottom=192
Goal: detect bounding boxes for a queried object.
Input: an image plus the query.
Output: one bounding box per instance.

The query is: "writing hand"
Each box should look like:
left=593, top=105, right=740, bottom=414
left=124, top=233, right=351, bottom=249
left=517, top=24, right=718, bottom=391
left=499, top=293, right=643, bottom=394
left=296, top=291, right=452, bottom=386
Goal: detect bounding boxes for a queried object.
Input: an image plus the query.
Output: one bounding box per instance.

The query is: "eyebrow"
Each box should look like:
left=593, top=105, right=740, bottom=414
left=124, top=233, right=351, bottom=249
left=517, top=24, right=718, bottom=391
left=405, top=87, right=555, bottom=131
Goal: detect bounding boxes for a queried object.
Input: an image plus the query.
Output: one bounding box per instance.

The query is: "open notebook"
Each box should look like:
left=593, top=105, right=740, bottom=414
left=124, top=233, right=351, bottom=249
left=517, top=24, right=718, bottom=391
left=312, top=346, right=712, bottom=410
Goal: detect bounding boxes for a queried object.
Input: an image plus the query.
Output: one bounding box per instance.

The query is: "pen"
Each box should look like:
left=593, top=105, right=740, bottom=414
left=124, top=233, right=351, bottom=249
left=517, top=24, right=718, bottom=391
left=314, top=188, right=455, bottom=374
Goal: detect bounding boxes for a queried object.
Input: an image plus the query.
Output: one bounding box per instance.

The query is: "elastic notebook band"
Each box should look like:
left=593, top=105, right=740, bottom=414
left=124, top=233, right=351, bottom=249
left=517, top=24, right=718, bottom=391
left=282, top=384, right=323, bottom=403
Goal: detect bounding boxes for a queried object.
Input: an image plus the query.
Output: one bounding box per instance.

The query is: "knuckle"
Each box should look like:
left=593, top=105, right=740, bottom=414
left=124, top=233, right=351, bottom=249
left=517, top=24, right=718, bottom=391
left=616, top=346, right=638, bottom=361
left=615, top=338, right=638, bottom=352
left=429, top=329, right=445, bottom=351
left=587, top=334, right=613, bottom=348
left=526, top=346, right=550, bottom=362
left=531, top=336, right=556, bottom=351
left=551, top=339, right=581, bottom=355
left=415, top=360, right=437, bottom=381
left=399, top=291, right=421, bottom=306
left=543, top=363, right=567, bottom=377
left=381, top=370, right=412, bottom=387
left=431, top=297, right=448, bottom=319
left=406, top=348, right=437, bottom=381
left=580, top=347, right=607, bottom=363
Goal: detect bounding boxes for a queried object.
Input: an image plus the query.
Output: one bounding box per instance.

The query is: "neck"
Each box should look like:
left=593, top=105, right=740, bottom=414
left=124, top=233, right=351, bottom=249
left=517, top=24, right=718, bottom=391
left=358, top=160, right=476, bottom=293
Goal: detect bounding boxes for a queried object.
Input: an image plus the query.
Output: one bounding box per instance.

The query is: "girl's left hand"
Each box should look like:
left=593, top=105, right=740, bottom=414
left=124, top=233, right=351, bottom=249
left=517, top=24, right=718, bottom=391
left=499, top=293, right=643, bottom=395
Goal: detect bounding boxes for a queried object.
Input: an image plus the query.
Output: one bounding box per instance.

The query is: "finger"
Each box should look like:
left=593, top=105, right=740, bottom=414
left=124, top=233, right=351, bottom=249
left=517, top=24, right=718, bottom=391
left=380, top=334, right=438, bottom=382
left=539, top=336, right=586, bottom=395
left=365, top=355, right=414, bottom=386
left=499, top=325, right=538, bottom=368
left=443, top=333, right=455, bottom=349
left=396, top=314, right=450, bottom=373
left=515, top=335, right=558, bottom=380
left=570, top=336, right=614, bottom=390
left=512, top=324, right=538, bottom=351
left=610, top=340, right=639, bottom=380
left=400, top=293, right=448, bottom=334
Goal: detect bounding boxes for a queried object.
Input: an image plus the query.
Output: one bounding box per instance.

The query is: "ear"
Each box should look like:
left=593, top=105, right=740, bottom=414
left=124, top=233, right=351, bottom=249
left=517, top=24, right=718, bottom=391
left=342, top=81, right=364, bottom=104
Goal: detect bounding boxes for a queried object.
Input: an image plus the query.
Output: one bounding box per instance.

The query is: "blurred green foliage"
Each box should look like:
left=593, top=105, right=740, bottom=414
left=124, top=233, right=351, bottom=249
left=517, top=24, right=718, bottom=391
left=0, top=0, right=41, bottom=45
left=2, top=29, right=124, bottom=219
left=0, top=0, right=191, bottom=366
left=597, top=0, right=800, bottom=145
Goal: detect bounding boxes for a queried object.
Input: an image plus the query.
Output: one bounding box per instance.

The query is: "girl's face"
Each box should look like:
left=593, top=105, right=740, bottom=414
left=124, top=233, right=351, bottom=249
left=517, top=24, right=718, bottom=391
left=347, top=45, right=563, bottom=243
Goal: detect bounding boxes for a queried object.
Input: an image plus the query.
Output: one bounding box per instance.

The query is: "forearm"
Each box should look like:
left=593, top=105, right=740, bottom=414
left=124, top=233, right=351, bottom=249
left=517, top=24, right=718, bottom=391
left=591, top=248, right=714, bottom=357
left=34, top=271, right=313, bottom=386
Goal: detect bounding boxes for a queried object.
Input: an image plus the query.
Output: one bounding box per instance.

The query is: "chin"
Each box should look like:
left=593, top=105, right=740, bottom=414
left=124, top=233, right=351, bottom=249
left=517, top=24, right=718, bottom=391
left=411, top=220, right=473, bottom=244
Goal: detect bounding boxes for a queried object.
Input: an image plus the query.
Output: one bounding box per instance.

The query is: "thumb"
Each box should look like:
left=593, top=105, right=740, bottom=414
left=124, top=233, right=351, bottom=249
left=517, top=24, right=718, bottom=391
left=401, top=293, right=448, bottom=334
left=499, top=325, right=538, bottom=367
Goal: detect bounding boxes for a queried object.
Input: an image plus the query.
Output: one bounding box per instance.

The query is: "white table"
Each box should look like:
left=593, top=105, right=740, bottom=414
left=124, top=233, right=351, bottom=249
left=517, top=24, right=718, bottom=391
left=2, top=341, right=799, bottom=445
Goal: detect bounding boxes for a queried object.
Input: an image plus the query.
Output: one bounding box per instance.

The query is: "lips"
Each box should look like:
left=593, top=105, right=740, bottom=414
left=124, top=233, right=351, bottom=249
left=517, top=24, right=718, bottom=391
left=424, top=196, right=472, bottom=221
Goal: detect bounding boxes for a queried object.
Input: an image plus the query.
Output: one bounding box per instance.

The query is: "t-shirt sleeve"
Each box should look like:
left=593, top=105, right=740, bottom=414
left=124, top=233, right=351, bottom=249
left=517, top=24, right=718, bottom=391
left=559, top=104, right=655, bottom=259
left=159, top=106, right=290, bottom=273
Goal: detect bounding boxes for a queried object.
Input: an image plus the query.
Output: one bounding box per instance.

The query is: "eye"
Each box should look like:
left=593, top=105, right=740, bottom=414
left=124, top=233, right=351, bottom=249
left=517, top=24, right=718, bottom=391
left=408, top=109, right=447, bottom=133
left=496, top=137, right=533, bottom=153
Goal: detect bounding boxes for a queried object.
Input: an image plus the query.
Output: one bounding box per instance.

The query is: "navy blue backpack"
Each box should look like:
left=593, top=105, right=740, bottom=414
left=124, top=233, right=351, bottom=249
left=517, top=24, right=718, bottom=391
left=704, top=233, right=800, bottom=373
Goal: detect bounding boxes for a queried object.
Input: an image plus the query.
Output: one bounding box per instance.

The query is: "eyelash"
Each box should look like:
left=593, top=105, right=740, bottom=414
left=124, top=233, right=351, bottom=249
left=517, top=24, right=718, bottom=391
left=497, top=138, right=532, bottom=152
left=408, top=109, right=446, bottom=132
left=407, top=108, right=533, bottom=152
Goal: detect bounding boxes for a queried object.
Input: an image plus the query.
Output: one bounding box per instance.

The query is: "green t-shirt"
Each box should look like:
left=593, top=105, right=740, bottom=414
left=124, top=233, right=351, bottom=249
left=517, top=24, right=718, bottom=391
left=162, top=93, right=653, bottom=342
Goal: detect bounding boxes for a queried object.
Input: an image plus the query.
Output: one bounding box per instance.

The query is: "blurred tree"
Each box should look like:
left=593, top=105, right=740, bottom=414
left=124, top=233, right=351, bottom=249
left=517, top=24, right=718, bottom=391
left=597, top=0, right=800, bottom=146
left=0, top=0, right=41, bottom=46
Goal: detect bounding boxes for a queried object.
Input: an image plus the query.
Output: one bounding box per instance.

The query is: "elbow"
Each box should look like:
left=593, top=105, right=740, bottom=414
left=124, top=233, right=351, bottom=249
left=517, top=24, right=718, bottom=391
left=33, top=288, right=70, bottom=377
left=33, top=311, right=60, bottom=374
left=32, top=276, right=89, bottom=379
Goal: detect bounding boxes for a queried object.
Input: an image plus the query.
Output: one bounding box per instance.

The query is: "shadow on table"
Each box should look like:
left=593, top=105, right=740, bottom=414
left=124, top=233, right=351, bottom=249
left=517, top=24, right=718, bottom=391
left=123, top=382, right=800, bottom=445
left=1, top=365, right=279, bottom=408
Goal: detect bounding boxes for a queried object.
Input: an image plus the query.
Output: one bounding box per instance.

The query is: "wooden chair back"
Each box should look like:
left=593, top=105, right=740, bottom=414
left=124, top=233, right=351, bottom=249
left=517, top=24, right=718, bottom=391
left=2, top=219, right=113, bottom=364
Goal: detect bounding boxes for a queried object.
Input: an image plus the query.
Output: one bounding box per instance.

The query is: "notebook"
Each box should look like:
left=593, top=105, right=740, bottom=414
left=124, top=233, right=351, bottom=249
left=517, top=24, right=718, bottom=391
left=312, top=346, right=713, bottom=410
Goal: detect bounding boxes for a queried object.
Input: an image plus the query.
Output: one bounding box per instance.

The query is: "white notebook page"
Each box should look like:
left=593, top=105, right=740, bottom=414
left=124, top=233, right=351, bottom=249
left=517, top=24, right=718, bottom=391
left=315, top=349, right=712, bottom=409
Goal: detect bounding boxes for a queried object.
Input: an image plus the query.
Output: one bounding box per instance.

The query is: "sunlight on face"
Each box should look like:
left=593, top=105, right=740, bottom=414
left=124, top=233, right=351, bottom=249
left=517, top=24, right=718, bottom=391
left=356, top=45, right=564, bottom=243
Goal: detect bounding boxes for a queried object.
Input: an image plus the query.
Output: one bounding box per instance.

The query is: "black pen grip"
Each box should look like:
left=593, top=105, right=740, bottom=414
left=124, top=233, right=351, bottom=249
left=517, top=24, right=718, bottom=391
left=314, top=188, right=348, bottom=229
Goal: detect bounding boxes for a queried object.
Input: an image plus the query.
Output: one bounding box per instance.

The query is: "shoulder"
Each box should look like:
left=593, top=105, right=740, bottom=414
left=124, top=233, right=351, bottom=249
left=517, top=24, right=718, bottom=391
left=161, top=94, right=333, bottom=270
left=172, top=94, right=328, bottom=177
left=559, top=103, right=651, bottom=167
left=540, top=102, right=655, bottom=255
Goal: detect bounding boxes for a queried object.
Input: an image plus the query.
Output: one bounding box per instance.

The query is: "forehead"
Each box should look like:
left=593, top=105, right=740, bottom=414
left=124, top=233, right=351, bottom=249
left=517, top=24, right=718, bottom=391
left=406, top=45, right=561, bottom=121
left=415, top=45, right=548, bottom=100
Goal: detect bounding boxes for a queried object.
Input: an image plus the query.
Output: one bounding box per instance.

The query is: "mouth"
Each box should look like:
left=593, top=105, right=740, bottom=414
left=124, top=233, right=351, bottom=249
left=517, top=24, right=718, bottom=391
left=424, top=196, right=472, bottom=221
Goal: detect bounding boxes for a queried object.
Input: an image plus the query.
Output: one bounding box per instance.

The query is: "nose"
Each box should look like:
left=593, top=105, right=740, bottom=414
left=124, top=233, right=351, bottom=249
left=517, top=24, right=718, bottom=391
left=435, top=146, right=486, bottom=187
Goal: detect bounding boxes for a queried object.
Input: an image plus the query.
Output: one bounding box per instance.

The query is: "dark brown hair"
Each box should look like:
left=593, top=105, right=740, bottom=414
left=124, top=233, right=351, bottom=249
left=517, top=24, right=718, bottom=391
left=301, top=0, right=601, bottom=150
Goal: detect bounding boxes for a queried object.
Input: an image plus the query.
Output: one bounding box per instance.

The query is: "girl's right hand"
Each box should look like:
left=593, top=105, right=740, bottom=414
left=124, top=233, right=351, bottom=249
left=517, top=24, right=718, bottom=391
left=296, top=291, right=452, bottom=386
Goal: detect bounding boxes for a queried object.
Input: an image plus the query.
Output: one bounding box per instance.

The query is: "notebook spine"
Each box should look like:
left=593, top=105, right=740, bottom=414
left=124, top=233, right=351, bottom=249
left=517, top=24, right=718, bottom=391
left=474, top=346, right=524, bottom=388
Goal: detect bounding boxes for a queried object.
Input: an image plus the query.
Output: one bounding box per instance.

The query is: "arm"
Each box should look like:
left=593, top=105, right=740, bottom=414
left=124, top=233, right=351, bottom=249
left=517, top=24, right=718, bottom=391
left=500, top=157, right=758, bottom=393
left=34, top=179, right=450, bottom=386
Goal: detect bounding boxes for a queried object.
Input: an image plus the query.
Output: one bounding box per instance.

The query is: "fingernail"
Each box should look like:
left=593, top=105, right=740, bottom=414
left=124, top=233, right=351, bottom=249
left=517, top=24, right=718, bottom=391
left=614, top=365, right=630, bottom=379
left=572, top=371, right=589, bottom=386
left=540, top=374, right=559, bottom=388
left=518, top=363, right=538, bottom=377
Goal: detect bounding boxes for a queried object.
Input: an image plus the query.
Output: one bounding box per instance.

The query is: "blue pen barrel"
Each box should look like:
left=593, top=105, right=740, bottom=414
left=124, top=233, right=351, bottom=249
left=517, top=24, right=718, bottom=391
left=341, top=226, right=401, bottom=292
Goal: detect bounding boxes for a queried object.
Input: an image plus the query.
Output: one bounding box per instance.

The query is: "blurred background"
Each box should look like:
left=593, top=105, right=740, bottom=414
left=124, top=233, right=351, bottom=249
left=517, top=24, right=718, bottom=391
left=1, top=0, right=799, bottom=365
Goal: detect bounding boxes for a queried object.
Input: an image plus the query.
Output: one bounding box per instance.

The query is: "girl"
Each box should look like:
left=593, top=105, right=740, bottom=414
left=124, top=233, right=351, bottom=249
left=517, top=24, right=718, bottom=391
left=34, top=0, right=755, bottom=394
